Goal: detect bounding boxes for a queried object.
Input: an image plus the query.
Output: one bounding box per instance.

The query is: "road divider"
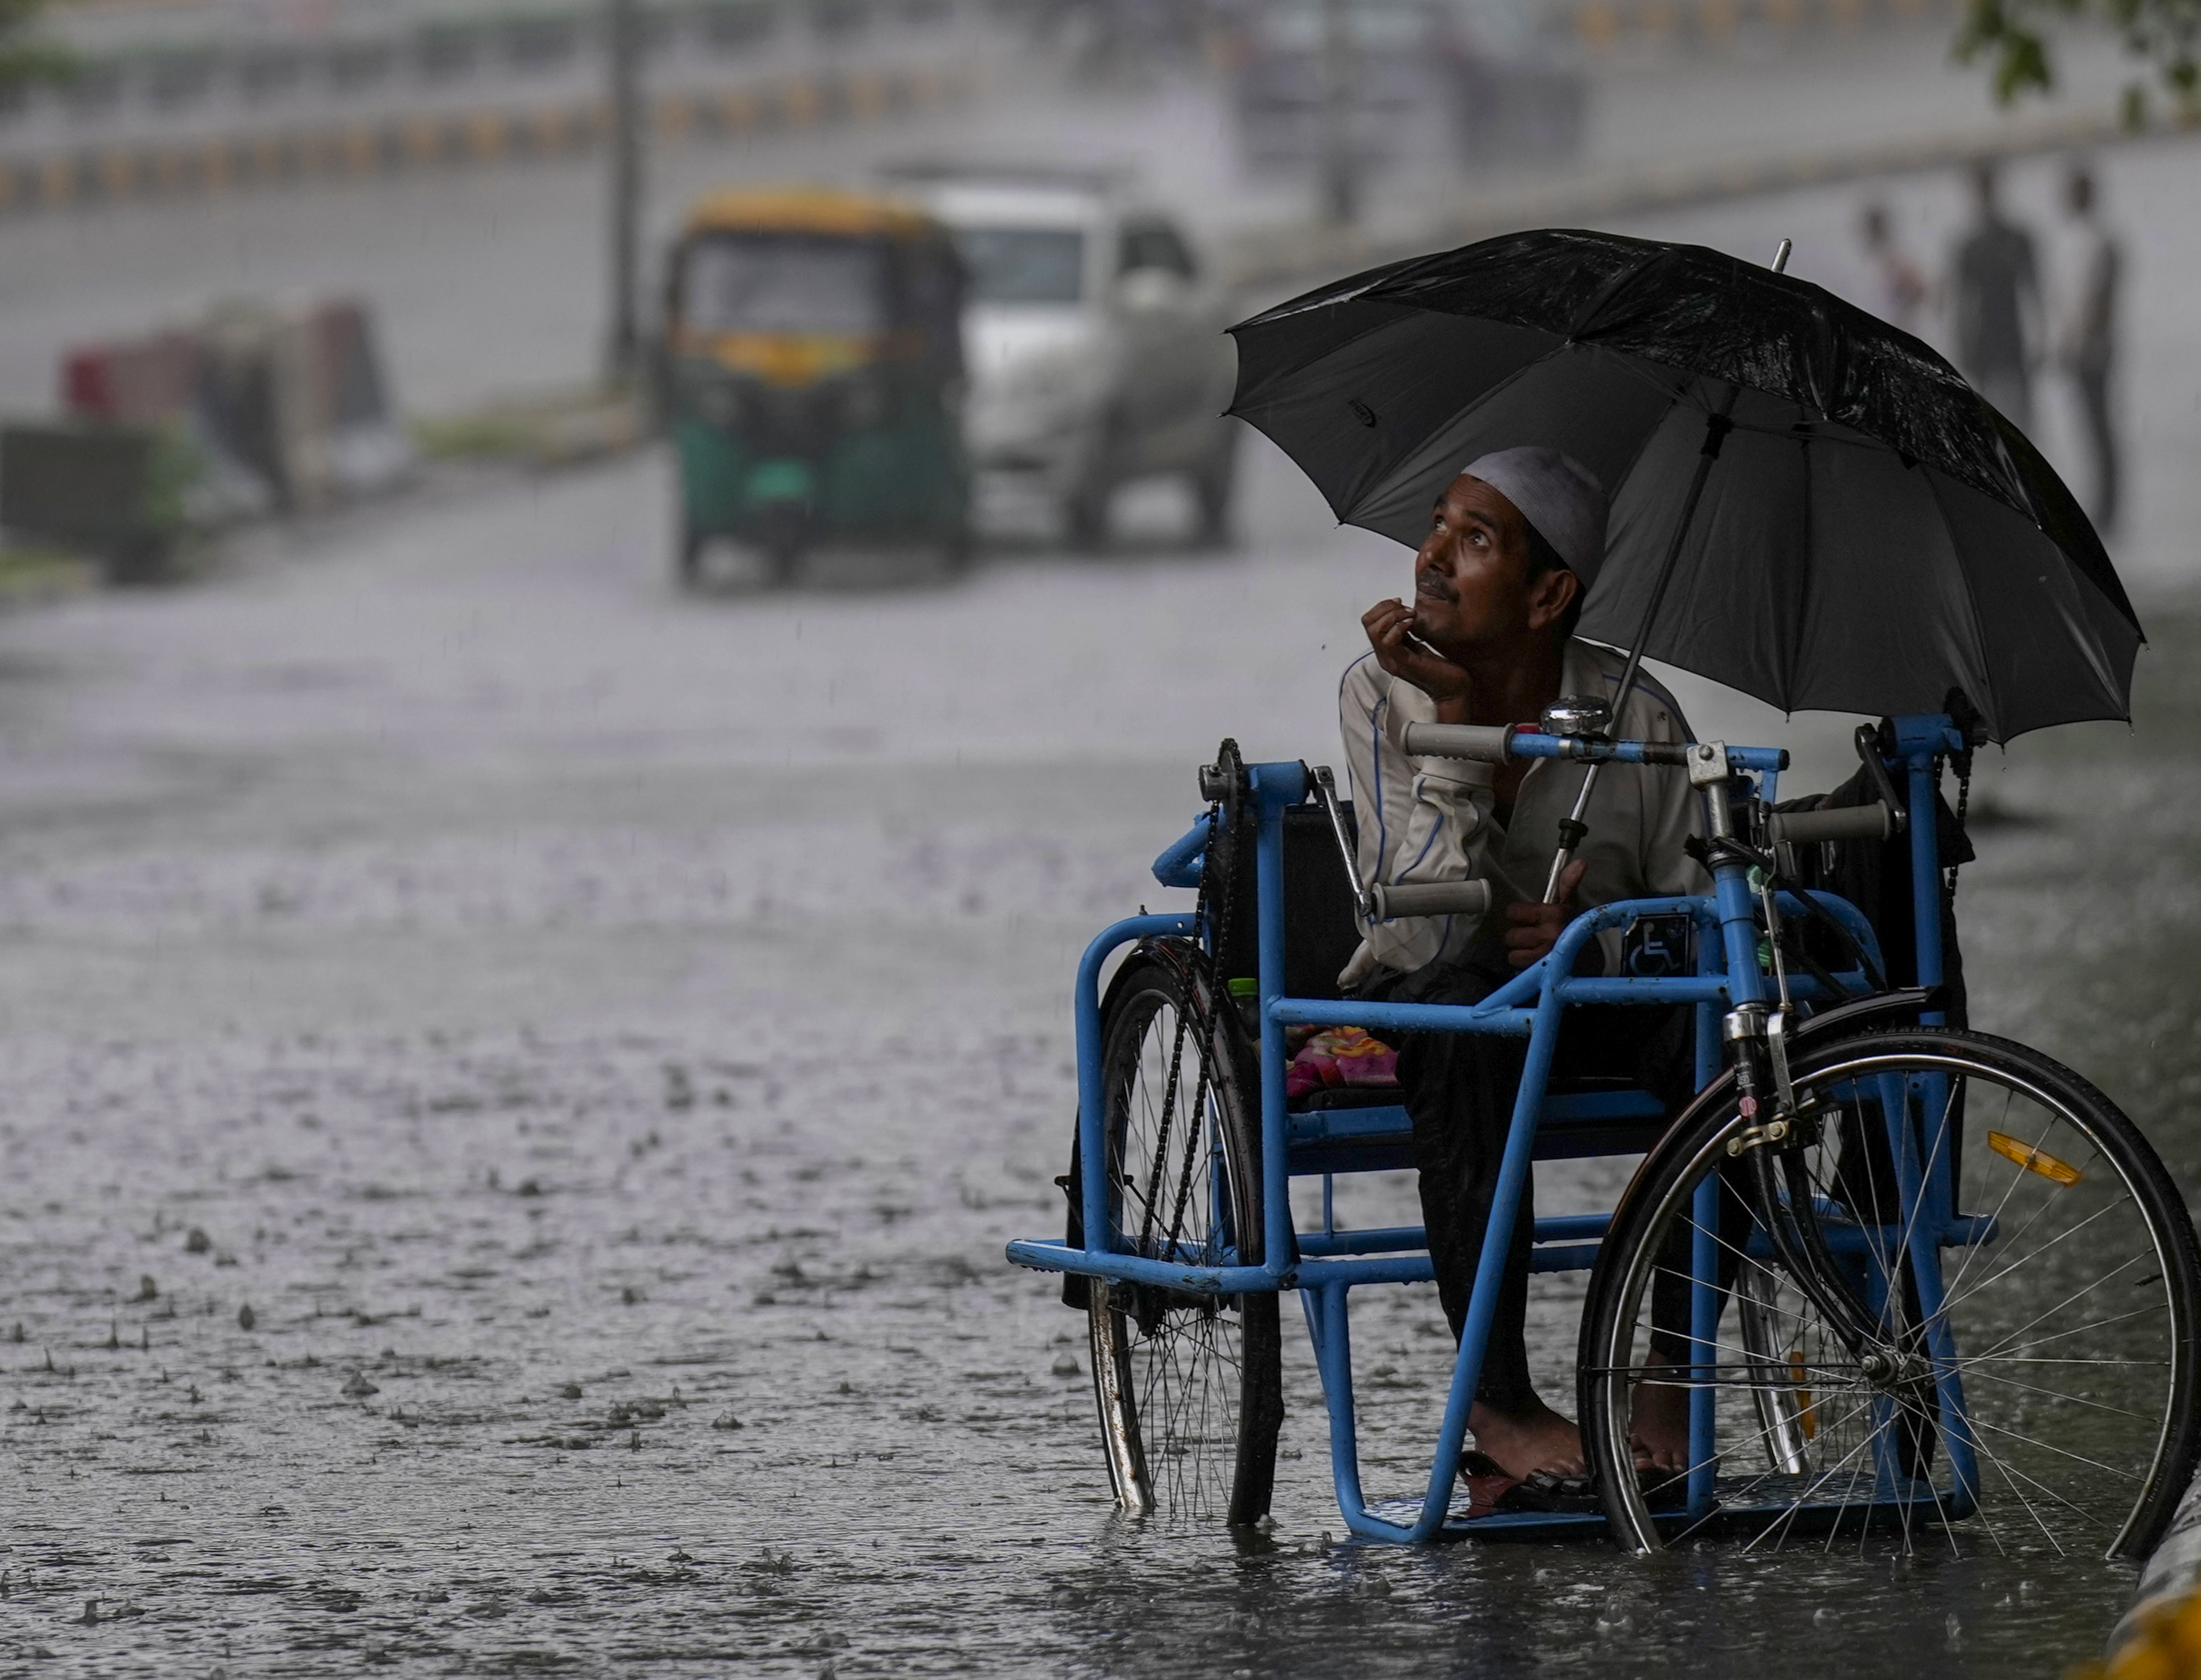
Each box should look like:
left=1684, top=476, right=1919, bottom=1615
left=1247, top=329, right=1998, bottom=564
left=0, top=62, right=979, bottom=216
left=1568, top=0, right=1959, bottom=49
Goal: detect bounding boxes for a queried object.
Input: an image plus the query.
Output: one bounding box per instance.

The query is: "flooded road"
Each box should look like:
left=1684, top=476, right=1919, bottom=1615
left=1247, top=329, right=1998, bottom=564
left=0, top=435, right=2196, bottom=1679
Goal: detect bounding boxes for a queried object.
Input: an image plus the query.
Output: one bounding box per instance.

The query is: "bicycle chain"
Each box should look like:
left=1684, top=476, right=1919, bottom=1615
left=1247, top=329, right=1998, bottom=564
left=1134, top=742, right=1244, bottom=1270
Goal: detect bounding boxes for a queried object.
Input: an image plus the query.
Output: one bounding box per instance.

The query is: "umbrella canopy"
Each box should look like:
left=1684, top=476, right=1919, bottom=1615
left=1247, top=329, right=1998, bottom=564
left=1229, top=228, right=2142, bottom=742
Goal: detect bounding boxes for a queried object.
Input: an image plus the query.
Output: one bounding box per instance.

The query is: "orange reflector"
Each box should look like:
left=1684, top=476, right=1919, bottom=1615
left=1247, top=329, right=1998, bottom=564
left=1989, top=1131, right=2083, bottom=1186
left=1788, top=1348, right=1817, bottom=1441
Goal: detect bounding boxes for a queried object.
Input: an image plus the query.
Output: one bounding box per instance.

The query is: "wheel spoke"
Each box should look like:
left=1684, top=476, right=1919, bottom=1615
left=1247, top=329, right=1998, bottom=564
left=1728, top=1394, right=1904, bottom=1551
left=1956, top=1362, right=2159, bottom=1423
left=1087, top=965, right=1272, bottom=1526
left=1592, top=1037, right=2194, bottom=1558
left=1932, top=1195, right=2135, bottom=1325
left=1953, top=1256, right=2159, bottom=1368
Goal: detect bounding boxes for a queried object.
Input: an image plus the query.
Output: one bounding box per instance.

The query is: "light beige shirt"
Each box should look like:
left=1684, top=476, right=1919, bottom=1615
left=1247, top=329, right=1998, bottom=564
left=1336, top=638, right=1709, bottom=987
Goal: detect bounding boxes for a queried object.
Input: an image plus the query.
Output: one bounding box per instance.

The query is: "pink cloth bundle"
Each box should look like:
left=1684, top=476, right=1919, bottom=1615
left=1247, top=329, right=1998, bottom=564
left=1284, top=1026, right=1400, bottom=1101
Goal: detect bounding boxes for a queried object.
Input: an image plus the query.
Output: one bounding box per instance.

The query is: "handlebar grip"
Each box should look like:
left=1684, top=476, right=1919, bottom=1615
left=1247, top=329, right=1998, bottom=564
left=1368, top=879, right=1493, bottom=922
left=1767, top=802, right=1895, bottom=846
left=1399, top=722, right=1512, bottom=763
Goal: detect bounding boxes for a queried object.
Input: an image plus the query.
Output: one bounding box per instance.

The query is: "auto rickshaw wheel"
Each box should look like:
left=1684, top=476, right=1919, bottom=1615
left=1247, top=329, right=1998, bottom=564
left=676, top=523, right=706, bottom=590
left=1193, top=426, right=1239, bottom=548
left=1065, top=414, right=1126, bottom=552
left=762, top=540, right=803, bottom=586
left=1065, top=485, right=1111, bottom=552
left=937, top=520, right=974, bottom=579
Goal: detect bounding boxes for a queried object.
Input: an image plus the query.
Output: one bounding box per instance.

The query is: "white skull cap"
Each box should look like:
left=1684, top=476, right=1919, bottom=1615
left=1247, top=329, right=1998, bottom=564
left=1458, top=447, right=1608, bottom=588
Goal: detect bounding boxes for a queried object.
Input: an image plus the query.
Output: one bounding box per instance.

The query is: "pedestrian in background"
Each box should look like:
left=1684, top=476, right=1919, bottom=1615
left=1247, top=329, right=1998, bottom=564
left=2058, top=162, right=2122, bottom=535
left=1949, top=160, right=2041, bottom=432
left=1857, top=201, right=1928, bottom=337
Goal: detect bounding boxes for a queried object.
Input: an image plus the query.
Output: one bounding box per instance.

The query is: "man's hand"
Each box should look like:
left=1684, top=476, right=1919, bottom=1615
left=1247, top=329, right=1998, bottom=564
left=1504, top=860, right=1587, bottom=970
left=1363, top=598, right=1472, bottom=721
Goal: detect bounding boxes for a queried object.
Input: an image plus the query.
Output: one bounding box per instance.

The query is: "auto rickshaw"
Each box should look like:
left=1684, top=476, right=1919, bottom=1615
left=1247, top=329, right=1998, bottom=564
left=660, top=188, right=971, bottom=587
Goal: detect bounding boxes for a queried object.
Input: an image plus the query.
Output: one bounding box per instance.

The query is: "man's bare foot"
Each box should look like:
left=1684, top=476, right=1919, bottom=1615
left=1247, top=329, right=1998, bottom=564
left=1630, top=1362, right=1690, bottom=1474
left=1468, top=1397, right=1586, bottom=1480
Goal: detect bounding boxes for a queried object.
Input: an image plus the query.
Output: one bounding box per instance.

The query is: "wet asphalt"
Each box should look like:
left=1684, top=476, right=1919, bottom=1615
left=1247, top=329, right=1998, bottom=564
left=0, top=433, right=2193, bottom=1676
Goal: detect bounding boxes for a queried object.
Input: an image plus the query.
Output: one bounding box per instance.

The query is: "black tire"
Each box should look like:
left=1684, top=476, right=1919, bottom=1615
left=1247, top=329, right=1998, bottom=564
left=1191, top=425, right=1239, bottom=548
left=1064, top=416, right=1122, bottom=552
left=764, top=539, right=803, bottom=587
left=937, top=514, right=974, bottom=579
left=1064, top=483, right=1111, bottom=552
left=1580, top=1027, right=2201, bottom=1557
left=1086, top=943, right=1282, bottom=1526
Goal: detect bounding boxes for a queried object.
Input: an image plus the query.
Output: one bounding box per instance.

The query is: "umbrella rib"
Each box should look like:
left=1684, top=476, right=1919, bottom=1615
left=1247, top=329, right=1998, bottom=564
left=1564, top=248, right=1667, bottom=342
left=1920, top=466, right=2007, bottom=741
left=1227, top=228, right=2134, bottom=737
left=1338, top=340, right=1575, bottom=520
left=1226, top=306, right=1461, bottom=415
left=1786, top=425, right=1812, bottom=713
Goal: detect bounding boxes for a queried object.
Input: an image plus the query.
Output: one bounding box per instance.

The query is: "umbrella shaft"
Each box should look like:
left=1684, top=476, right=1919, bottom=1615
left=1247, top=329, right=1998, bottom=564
left=1542, top=763, right=1601, bottom=903
left=1543, top=406, right=1734, bottom=906
left=1608, top=410, right=1731, bottom=725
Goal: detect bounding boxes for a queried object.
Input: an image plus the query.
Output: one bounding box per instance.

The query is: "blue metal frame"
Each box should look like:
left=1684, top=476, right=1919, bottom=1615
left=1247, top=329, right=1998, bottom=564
left=1005, top=714, right=1983, bottom=1543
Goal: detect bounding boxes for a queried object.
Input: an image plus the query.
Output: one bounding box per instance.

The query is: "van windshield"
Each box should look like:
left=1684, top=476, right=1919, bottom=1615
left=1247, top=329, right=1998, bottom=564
left=680, top=233, right=885, bottom=334
left=951, top=226, right=1084, bottom=306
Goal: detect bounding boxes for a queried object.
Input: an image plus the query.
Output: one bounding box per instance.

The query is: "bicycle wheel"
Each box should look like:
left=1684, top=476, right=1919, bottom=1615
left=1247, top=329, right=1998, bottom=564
left=1086, top=945, right=1282, bottom=1526
left=1581, top=1027, right=2201, bottom=1557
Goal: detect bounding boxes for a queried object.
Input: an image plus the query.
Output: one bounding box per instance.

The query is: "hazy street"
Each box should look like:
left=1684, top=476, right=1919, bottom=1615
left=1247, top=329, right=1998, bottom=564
left=0, top=414, right=2192, bottom=1671
left=2, top=22, right=2199, bottom=1679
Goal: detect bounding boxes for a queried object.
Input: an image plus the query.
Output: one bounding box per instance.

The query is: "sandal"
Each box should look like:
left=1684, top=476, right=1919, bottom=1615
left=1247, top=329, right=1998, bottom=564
left=1457, top=1449, right=1519, bottom=1519
left=1496, top=1469, right=1602, bottom=1514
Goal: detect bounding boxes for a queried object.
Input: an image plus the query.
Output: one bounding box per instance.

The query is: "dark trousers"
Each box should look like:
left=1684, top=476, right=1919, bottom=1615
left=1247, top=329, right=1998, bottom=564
left=2076, top=364, right=2120, bottom=534
left=1362, top=955, right=1695, bottom=1416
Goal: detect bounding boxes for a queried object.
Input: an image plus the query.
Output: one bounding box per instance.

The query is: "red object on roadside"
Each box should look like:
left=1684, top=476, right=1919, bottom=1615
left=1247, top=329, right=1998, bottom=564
left=62, top=348, right=113, bottom=420
left=58, top=332, right=199, bottom=426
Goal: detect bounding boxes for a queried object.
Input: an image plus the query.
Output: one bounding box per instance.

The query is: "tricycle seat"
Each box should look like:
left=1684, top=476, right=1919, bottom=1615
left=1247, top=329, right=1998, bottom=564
left=1252, top=798, right=1671, bottom=1174
left=1285, top=1076, right=1668, bottom=1176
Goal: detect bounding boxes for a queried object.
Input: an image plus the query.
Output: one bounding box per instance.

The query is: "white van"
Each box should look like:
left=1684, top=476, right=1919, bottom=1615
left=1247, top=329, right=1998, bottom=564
left=903, top=172, right=1241, bottom=547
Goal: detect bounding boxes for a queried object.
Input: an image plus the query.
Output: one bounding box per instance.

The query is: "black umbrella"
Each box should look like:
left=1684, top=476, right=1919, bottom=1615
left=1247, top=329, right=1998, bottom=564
left=1228, top=227, right=2141, bottom=744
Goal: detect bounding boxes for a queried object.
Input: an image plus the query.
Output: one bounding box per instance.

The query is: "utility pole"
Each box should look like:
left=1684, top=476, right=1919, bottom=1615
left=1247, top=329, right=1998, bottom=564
left=1317, top=0, right=1358, bottom=227
left=604, top=0, right=645, bottom=387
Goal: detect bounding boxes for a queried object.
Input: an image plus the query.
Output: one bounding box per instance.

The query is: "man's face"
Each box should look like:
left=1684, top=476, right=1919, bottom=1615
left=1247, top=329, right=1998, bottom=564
left=1410, top=473, right=1554, bottom=658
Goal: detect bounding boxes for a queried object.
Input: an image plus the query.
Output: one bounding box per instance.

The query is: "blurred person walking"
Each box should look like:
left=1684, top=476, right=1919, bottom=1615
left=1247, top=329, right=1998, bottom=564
left=1858, top=201, right=1928, bottom=337
left=1949, top=161, right=2041, bottom=432
left=2058, top=163, right=2122, bottom=534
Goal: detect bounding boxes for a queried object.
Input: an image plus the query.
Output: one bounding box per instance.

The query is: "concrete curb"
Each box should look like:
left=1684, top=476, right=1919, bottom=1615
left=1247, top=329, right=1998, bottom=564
left=0, top=548, right=100, bottom=607
left=411, top=387, right=649, bottom=470
left=1224, top=104, right=2195, bottom=291
left=0, top=62, right=978, bottom=215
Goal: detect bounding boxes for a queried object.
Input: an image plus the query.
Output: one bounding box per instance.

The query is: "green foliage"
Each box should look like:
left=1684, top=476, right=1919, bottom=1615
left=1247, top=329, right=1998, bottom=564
left=0, top=0, right=72, bottom=92
left=1956, top=0, right=2201, bottom=122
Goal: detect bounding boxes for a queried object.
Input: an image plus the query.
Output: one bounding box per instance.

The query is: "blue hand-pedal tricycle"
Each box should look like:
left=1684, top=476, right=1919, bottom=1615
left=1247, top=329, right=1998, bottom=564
left=1007, top=709, right=2201, bottom=1554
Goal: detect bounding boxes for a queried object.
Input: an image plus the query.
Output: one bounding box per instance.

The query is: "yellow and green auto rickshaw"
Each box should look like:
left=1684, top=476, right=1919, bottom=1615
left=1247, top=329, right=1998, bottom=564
left=661, top=188, right=971, bottom=586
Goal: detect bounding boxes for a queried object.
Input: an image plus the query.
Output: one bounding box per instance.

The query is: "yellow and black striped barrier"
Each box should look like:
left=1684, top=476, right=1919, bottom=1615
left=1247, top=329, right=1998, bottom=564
left=0, top=61, right=973, bottom=215
left=2081, top=1588, right=2201, bottom=1679
left=1570, top=0, right=1959, bottom=49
